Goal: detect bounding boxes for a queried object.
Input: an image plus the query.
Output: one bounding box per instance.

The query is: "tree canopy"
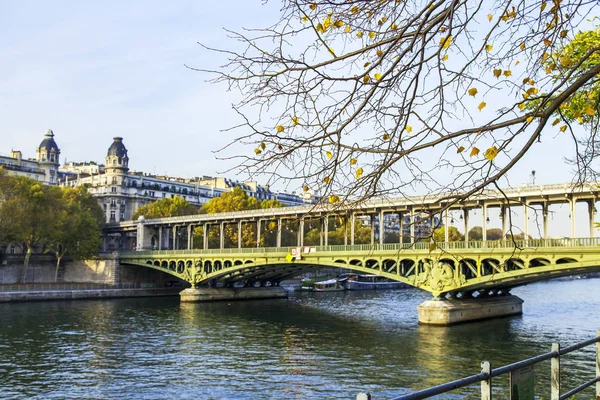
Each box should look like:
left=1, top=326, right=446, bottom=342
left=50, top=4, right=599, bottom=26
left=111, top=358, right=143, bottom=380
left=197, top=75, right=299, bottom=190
left=194, top=1, right=600, bottom=206
left=0, top=170, right=104, bottom=282
left=132, top=196, right=198, bottom=220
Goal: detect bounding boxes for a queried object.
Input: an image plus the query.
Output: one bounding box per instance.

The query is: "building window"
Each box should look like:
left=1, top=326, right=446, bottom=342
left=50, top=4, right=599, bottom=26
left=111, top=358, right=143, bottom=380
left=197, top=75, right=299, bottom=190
left=111, top=187, right=116, bottom=193
left=10, top=246, right=16, bottom=254
left=49, top=177, right=54, bottom=183
left=50, top=154, right=55, bottom=162
left=110, top=199, right=116, bottom=206
left=110, top=211, right=116, bottom=222
left=112, top=177, right=117, bottom=184
left=120, top=212, right=125, bottom=220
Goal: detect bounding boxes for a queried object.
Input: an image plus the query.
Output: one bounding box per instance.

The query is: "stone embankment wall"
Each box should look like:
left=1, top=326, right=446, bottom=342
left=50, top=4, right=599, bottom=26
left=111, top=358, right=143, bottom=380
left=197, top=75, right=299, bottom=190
left=0, top=253, right=173, bottom=286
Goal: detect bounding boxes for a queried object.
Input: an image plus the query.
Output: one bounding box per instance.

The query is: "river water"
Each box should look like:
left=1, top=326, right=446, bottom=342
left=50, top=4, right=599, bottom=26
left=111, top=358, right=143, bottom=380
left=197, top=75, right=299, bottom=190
left=0, top=278, right=598, bottom=399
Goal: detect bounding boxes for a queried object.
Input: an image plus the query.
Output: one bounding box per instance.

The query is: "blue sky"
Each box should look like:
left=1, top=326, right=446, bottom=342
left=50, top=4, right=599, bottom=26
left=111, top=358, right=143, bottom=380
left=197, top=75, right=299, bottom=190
left=0, top=1, right=586, bottom=190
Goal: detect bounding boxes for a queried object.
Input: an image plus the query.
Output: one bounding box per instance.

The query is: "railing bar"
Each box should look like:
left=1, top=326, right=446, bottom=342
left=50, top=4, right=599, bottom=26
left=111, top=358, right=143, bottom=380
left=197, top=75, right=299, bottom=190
left=390, top=373, right=489, bottom=400
left=560, top=376, right=600, bottom=400
left=559, top=336, right=600, bottom=354
left=492, top=352, right=559, bottom=376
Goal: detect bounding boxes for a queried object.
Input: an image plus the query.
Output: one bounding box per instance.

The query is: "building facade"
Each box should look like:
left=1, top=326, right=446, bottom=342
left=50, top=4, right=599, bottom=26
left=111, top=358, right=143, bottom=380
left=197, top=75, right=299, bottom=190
left=0, top=129, right=61, bottom=185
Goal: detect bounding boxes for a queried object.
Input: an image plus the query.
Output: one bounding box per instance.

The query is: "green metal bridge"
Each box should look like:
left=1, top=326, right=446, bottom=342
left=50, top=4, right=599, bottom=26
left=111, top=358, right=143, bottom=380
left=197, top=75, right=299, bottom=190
left=119, top=237, right=600, bottom=298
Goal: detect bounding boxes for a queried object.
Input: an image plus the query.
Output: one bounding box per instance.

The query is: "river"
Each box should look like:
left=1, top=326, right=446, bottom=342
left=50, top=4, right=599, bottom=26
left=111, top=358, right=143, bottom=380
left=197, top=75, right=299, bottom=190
left=1, top=278, right=598, bottom=399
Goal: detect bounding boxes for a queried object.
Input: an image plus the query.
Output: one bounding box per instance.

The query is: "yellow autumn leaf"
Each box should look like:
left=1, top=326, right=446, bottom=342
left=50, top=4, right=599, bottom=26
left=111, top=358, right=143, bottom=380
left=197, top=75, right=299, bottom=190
left=468, top=87, right=478, bottom=96
left=254, top=148, right=262, bottom=155
left=541, top=1, right=547, bottom=11
left=260, top=142, right=266, bottom=150
left=428, top=242, right=437, bottom=252
left=543, top=39, right=552, bottom=47
left=316, top=23, right=325, bottom=33
left=345, top=25, right=351, bottom=33
left=526, top=116, right=534, bottom=123
left=520, top=42, right=526, bottom=51
left=357, top=31, right=364, bottom=38
left=301, top=16, right=308, bottom=23
left=560, top=30, right=568, bottom=38
left=518, top=103, right=526, bottom=110
left=585, top=106, right=596, bottom=116
left=391, top=23, right=397, bottom=30
left=487, top=14, right=493, bottom=21
left=376, top=49, right=383, bottom=57
left=493, top=69, right=502, bottom=78
left=374, top=73, right=382, bottom=80
left=552, top=118, right=560, bottom=126
left=355, top=167, right=364, bottom=179
left=329, top=195, right=340, bottom=203
left=457, top=146, right=465, bottom=153
left=485, top=44, right=493, bottom=52
left=310, top=3, right=317, bottom=10
left=303, top=185, right=309, bottom=192
left=350, top=158, right=357, bottom=165
left=440, top=36, right=452, bottom=49
left=470, top=147, right=480, bottom=157
left=276, top=125, right=285, bottom=133
left=381, top=16, right=387, bottom=23
left=333, top=20, right=344, bottom=28
left=363, top=75, right=370, bottom=83
left=292, top=117, right=299, bottom=126
left=478, top=102, right=487, bottom=111
left=382, top=133, right=390, bottom=140
left=484, top=146, right=498, bottom=161
left=364, top=62, right=370, bottom=68
left=323, top=176, right=331, bottom=184
left=503, top=70, right=512, bottom=77
left=442, top=54, right=449, bottom=61
left=406, top=125, right=413, bottom=133
left=526, top=87, right=539, bottom=96
left=326, top=151, right=333, bottom=159
left=351, top=6, right=359, bottom=14
left=369, top=31, right=376, bottom=39
left=560, top=56, right=571, bottom=67
left=559, top=125, right=567, bottom=132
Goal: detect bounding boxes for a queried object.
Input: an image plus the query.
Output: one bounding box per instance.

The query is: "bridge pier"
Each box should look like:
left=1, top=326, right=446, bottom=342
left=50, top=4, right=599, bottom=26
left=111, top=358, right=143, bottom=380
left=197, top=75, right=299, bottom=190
left=417, top=295, right=523, bottom=325
left=180, top=287, right=288, bottom=302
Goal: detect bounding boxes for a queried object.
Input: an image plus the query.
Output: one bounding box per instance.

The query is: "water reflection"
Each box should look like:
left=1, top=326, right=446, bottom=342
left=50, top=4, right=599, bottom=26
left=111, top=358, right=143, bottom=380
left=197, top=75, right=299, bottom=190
left=0, top=279, right=598, bottom=399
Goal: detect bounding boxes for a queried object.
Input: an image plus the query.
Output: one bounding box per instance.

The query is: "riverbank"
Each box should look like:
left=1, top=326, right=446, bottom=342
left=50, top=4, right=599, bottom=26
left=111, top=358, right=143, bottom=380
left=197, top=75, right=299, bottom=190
left=0, top=287, right=182, bottom=303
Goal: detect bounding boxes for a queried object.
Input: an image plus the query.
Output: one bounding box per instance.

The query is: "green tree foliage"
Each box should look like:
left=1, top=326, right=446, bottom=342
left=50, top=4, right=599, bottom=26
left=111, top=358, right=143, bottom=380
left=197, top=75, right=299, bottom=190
left=0, top=170, right=103, bottom=283
left=433, top=226, right=465, bottom=242
left=198, top=1, right=600, bottom=204
left=201, top=187, right=261, bottom=214
left=48, top=187, right=104, bottom=282
left=132, top=196, right=198, bottom=220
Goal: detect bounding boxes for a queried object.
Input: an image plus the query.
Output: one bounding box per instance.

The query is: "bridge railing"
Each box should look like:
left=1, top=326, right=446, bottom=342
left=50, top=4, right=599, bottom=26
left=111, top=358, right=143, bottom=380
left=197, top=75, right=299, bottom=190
left=358, top=330, right=600, bottom=399
left=121, top=237, right=600, bottom=257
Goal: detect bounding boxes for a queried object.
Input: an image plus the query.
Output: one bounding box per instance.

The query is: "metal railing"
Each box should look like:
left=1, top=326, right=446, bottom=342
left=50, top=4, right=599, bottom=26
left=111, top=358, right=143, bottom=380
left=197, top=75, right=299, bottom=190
left=0, top=283, right=143, bottom=292
left=358, top=331, right=600, bottom=399
left=120, top=237, right=600, bottom=257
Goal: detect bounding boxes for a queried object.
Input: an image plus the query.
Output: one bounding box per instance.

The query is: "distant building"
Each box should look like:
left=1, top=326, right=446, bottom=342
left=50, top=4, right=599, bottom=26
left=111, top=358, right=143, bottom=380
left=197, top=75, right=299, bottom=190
left=0, top=129, right=61, bottom=185
left=62, top=137, right=313, bottom=223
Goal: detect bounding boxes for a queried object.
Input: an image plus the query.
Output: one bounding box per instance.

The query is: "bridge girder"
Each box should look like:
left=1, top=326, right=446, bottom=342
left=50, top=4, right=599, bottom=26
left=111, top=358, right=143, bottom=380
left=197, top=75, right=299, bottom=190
left=119, top=245, right=600, bottom=297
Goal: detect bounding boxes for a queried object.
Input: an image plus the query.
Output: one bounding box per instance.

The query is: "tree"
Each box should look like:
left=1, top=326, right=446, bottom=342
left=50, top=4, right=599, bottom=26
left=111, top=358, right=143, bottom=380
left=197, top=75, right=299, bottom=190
left=486, top=228, right=504, bottom=241
left=201, top=187, right=260, bottom=214
left=48, top=187, right=104, bottom=282
left=468, top=226, right=483, bottom=241
left=194, top=2, right=600, bottom=207
left=433, top=226, right=464, bottom=242
left=0, top=174, right=62, bottom=282
left=132, top=197, right=198, bottom=220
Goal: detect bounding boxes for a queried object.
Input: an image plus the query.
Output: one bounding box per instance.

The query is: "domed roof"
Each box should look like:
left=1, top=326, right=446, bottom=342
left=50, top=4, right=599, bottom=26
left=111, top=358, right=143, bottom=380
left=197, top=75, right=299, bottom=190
left=38, top=129, right=60, bottom=152
left=107, top=137, right=128, bottom=158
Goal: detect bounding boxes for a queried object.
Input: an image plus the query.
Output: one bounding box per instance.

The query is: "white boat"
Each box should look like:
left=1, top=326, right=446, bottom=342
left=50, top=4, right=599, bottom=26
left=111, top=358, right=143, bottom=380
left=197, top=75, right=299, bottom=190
left=339, top=274, right=407, bottom=290
left=313, top=278, right=345, bottom=292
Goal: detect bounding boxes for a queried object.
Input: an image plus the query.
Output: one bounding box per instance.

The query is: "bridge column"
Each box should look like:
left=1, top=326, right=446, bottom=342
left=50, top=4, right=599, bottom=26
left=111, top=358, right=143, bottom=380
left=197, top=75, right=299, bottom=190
left=298, top=218, right=304, bottom=247
left=219, top=222, right=225, bottom=249
left=187, top=225, right=192, bottom=250
left=203, top=223, right=208, bottom=250
left=238, top=221, right=243, bottom=249
left=543, top=203, right=549, bottom=239
left=343, top=215, right=348, bottom=245
left=523, top=202, right=529, bottom=239
left=482, top=204, right=488, bottom=242
left=570, top=197, right=576, bottom=239
left=379, top=210, right=385, bottom=245
left=157, top=227, right=163, bottom=250
left=444, top=209, right=449, bottom=243
left=351, top=214, right=355, bottom=245
left=410, top=207, right=415, bottom=244
left=398, top=211, right=404, bottom=244
left=589, top=200, right=596, bottom=238
left=324, top=216, right=329, bottom=246
left=370, top=215, right=375, bottom=245
left=256, top=220, right=261, bottom=247
left=276, top=218, right=282, bottom=248
left=501, top=206, right=507, bottom=238
left=463, top=208, right=469, bottom=246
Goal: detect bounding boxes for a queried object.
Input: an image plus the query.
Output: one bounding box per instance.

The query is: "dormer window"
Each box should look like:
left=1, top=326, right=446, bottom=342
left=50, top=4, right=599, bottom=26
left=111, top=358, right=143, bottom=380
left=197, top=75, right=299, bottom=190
left=50, top=154, right=55, bottom=162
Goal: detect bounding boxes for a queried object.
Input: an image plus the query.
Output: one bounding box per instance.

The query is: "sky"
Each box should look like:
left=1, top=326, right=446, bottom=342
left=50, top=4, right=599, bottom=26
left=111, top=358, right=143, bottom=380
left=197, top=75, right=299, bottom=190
left=0, top=1, right=596, bottom=236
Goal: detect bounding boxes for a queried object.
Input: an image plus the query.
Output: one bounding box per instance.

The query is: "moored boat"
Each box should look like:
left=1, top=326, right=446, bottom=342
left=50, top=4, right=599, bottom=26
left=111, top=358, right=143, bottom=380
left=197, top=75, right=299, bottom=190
left=339, top=274, right=407, bottom=290
left=313, top=278, right=345, bottom=292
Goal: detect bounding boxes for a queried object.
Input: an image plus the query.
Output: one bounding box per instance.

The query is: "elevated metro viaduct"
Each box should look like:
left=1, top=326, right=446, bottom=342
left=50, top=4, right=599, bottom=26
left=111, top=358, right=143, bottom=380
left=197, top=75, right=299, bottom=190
left=107, top=181, right=600, bottom=324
